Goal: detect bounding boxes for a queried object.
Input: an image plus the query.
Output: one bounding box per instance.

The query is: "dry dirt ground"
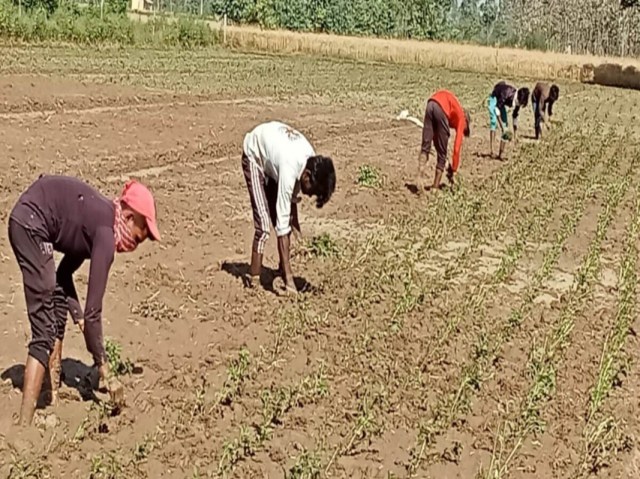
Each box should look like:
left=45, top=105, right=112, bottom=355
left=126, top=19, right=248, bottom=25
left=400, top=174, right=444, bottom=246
left=1, top=46, right=640, bottom=479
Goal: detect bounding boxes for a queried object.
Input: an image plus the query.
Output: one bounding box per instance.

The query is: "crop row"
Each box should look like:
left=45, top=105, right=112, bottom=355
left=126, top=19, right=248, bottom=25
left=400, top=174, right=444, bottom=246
left=578, top=188, right=640, bottom=476
left=482, top=155, right=636, bottom=479
left=405, top=129, right=613, bottom=476
left=311, top=130, right=611, bottom=476
left=204, top=129, right=578, bottom=477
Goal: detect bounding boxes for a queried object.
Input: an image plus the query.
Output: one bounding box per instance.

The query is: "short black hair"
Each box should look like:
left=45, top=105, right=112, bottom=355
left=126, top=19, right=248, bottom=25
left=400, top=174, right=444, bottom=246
left=306, top=155, right=336, bottom=208
left=464, top=109, right=471, bottom=137
left=549, top=84, right=560, bottom=101
left=517, top=87, right=530, bottom=107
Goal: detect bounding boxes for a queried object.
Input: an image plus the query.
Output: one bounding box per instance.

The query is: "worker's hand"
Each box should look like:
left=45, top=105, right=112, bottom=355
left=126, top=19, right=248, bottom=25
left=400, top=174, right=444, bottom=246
left=281, top=272, right=298, bottom=296
left=292, top=226, right=303, bottom=244
left=98, top=363, right=115, bottom=392
left=77, top=319, right=85, bottom=334
left=284, top=281, right=298, bottom=296
left=106, top=377, right=124, bottom=406
left=98, top=363, right=124, bottom=406
left=446, top=165, right=455, bottom=185
left=243, top=273, right=260, bottom=289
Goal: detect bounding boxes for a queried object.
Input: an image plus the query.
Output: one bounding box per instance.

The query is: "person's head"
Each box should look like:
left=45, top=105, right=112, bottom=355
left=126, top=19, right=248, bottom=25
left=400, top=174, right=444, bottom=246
left=300, top=155, right=336, bottom=208
left=516, top=87, right=530, bottom=107
left=116, top=180, right=160, bottom=253
left=463, top=109, right=471, bottom=137
left=547, top=84, right=560, bottom=116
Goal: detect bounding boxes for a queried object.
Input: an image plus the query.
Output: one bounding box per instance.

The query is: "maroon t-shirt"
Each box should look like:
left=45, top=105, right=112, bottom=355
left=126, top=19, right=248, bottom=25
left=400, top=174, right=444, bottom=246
left=10, top=174, right=116, bottom=365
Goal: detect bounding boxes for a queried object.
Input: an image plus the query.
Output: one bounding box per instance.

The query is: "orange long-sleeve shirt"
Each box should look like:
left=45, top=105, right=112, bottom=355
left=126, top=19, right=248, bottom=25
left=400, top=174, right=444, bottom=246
left=429, top=90, right=467, bottom=172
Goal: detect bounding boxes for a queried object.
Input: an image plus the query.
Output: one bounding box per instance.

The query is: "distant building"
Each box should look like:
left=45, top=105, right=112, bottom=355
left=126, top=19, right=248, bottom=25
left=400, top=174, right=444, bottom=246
left=131, top=0, right=153, bottom=12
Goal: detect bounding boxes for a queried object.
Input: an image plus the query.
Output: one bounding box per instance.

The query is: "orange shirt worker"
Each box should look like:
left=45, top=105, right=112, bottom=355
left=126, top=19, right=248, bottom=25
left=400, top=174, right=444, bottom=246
left=418, top=90, right=471, bottom=190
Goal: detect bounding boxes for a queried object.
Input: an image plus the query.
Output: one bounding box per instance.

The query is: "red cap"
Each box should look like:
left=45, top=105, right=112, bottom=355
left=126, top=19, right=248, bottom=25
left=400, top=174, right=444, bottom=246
left=120, top=179, right=161, bottom=241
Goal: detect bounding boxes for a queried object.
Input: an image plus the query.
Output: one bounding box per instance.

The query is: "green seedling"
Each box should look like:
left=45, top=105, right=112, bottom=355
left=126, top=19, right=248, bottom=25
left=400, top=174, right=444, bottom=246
left=216, top=349, right=251, bottom=407
left=8, top=455, right=51, bottom=479
left=105, top=338, right=134, bottom=377
left=357, top=164, right=382, bottom=188
left=306, top=233, right=340, bottom=258
left=288, top=449, right=322, bottom=479
left=484, top=162, right=634, bottom=479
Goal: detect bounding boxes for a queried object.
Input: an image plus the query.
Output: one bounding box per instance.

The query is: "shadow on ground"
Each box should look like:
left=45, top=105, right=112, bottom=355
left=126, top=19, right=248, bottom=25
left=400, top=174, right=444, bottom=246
left=220, top=260, right=315, bottom=295
left=1, top=358, right=100, bottom=404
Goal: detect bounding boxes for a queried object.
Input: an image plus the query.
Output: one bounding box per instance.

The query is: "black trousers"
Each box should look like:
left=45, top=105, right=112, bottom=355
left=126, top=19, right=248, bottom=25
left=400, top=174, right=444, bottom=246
left=421, top=100, right=451, bottom=172
left=8, top=218, right=68, bottom=367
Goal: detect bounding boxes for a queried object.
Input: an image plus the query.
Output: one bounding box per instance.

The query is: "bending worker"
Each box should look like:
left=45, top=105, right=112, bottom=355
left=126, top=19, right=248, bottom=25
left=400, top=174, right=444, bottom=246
left=488, top=81, right=530, bottom=158
left=8, top=175, right=160, bottom=425
left=418, top=89, right=471, bottom=190
left=532, top=82, right=560, bottom=140
left=242, top=120, right=336, bottom=294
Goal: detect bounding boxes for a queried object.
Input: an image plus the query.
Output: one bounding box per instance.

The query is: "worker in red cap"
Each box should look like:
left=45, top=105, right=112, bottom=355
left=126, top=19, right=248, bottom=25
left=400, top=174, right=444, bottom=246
left=418, top=89, right=471, bottom=190
left=7, top=174, right=160, bottom=426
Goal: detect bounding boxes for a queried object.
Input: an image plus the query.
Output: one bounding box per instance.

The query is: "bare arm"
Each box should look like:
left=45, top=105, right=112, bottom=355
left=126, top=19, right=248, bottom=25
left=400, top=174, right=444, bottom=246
left=539, top=92, right=549, bottom=124
left=512, top=105, right=520, bottom=137
left=291, top=201, right=301, bottom=236
left=83, top=229, right=115, bottom=366
left=277, top=234, right=295, bottom=291
left=275, top=171, right=298, bottom=292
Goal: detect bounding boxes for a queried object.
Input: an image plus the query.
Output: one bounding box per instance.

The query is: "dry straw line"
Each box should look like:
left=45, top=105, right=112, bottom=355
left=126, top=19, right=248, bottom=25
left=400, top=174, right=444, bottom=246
left=221, top=26, right=640, bottom=89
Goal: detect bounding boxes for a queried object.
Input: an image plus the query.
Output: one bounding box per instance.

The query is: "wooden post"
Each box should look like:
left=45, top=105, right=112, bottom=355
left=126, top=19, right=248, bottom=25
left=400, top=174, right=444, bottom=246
left=223, top=13, right=227, bottom=44
left=200, top=0, right=203, bottom=16
left=100, top=0, right=104, bottom=19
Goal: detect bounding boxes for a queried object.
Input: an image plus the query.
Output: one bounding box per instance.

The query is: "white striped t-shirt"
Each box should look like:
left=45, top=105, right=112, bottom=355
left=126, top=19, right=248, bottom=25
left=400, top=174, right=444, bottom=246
left=243, top=121, right=315, bottom=237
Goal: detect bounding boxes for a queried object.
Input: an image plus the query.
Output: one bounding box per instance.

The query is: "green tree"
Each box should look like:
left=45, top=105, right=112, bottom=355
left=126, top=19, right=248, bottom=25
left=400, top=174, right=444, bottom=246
left=14, top=0, right=58, bottom=14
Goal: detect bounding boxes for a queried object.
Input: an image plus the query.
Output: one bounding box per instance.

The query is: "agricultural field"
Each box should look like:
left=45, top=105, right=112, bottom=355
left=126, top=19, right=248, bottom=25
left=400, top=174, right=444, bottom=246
left=1, top=45, right=640, bottom=479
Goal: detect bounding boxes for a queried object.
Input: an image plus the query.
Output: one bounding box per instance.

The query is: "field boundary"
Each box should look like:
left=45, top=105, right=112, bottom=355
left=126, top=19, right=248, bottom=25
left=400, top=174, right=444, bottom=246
left=0, top=95, right=279, bottom=120
left=220, top=26, right=640, bottom=90
left=178, top=22, right=640, bottom=90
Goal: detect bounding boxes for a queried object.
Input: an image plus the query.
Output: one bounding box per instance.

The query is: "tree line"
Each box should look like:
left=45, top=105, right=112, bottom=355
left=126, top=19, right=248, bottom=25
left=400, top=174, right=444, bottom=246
left=207, top=0, right=640, bottom=56
left=8, top=0, right=640, bottom=56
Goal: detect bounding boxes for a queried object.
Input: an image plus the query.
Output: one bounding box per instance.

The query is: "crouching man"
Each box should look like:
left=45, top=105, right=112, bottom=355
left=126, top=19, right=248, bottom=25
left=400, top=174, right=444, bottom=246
left=8, top=175, right=160, bottom=425
left=242, top=121, right=336, bottom=294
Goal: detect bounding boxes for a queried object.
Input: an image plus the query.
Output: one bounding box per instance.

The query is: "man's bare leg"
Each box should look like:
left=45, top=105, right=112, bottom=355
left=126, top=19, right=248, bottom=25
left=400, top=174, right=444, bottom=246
left=19, top=355, right=46, bottom=426
left=249, top=250, right=262, bottom=287
left=432, top=168, right=444, bottom=190
left=490, top=130, right=495, bottom=157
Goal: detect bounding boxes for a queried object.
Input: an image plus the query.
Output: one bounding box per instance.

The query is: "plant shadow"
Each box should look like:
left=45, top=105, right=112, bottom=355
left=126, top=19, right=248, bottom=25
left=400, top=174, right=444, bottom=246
left=475, top=152, right=497, bottom=160
left=405, top=182, right=454, bottom=195
left=404, top=183, right=420, bottom=195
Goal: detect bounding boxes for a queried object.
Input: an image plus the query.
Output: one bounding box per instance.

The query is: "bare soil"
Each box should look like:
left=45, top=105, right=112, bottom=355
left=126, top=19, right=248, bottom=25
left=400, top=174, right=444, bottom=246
left=1, top=47, right=640, bottom=479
